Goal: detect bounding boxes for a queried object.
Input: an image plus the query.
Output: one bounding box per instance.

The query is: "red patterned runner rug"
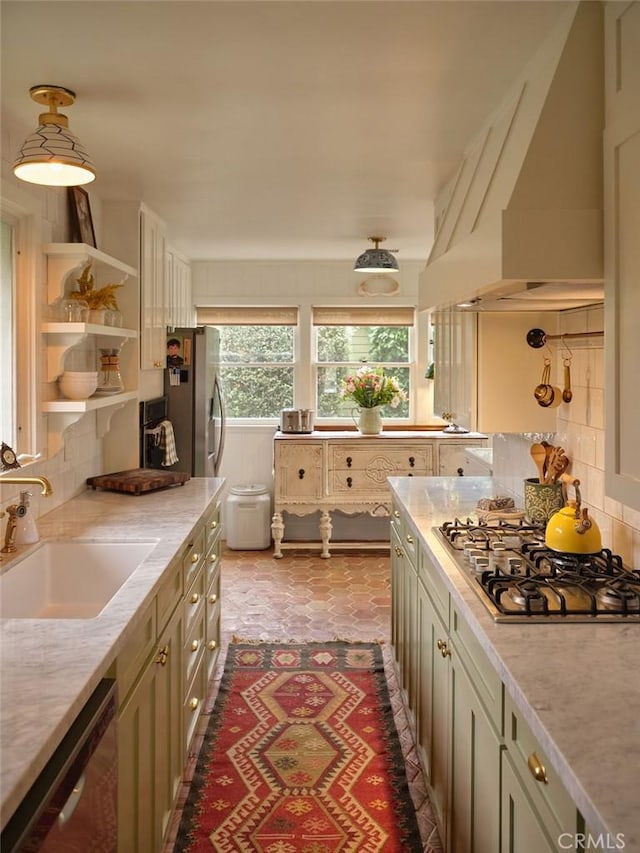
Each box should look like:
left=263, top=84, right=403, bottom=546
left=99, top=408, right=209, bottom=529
left=175, top=641, right=422, bottom=852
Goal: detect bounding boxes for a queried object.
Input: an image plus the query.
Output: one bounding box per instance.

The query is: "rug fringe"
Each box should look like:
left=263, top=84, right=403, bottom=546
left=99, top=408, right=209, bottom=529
left=230, top=634, right=386, bottom=645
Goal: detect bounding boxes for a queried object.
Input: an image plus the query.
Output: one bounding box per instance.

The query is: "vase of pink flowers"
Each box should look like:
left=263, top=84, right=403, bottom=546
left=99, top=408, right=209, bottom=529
left=340, top=366, right=407, bottom=434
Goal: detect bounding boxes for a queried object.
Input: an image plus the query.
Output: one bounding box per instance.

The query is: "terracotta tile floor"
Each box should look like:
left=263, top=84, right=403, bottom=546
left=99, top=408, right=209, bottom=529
left=164, top=546, right=443, bottom=852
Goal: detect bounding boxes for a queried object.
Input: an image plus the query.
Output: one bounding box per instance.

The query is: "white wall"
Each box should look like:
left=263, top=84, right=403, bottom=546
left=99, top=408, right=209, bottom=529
left=492, top=305, right=640, bottom=567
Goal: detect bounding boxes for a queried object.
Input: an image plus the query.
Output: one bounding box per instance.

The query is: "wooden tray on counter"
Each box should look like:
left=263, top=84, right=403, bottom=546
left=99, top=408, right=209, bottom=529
left=86, top=468, right=190, bottom=495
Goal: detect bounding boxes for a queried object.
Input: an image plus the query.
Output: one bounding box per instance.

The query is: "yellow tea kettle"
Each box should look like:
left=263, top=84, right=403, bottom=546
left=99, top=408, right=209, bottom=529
left=544, top=475, right=602, bottom=554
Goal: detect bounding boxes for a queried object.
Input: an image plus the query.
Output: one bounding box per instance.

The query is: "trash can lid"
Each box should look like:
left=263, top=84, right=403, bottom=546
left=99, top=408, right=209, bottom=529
left=230, top=483, right=269, bottom=496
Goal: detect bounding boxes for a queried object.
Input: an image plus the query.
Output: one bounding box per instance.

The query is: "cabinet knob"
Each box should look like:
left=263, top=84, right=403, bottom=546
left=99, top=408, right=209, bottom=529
left=393, top=510, right=400, bottom=518
left=190, top=639, right=199, bottom=652
left=457, top=467, right=464, bottom=476
left=436, top=638, right=451, bottom=657
left=346, top=456, right=352, bottom=467
left=406, top=534, right=413, bottom=544
left=527, top=752, right=549, bottom=784
left=209, top=594, right=218, bottom=605
left=208, top=640, right=217, bottom=651
left=346, top=477, right=353, bottom=488
left=155, top=644, right=169, bottom=666
left=209, top=553, right=217, bottom=564
left=298, top=468, right=305, bottom=479
left=190, top=552, right=200, bottom=564
left=210, top=520, right=218, bottom=529
left=189, top=697, right=200, bottom=712
left=394, top=546, right=403, bottom=557
left=190, top=592, right=200, bottom=604
left=408, top=456, right=415, bottom=467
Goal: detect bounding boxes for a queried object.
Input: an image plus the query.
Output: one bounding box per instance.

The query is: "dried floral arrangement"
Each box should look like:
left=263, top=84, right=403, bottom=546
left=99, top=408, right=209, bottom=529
left=70, top=262, right=123, bottom=310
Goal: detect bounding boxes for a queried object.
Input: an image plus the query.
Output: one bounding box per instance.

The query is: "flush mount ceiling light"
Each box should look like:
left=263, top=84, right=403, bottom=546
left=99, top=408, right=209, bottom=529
left=353, top=237, right=399, bottom=274
left=13, top=85, right=96, bottom=187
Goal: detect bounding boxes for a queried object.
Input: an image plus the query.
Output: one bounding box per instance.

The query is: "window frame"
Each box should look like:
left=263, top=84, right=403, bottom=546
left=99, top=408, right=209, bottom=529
left=0, top=192, right=41, bottom=462
left=197, top=301, right=418, bottom=425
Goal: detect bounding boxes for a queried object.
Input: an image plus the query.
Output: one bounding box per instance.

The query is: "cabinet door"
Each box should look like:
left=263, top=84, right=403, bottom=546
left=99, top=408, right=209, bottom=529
left=449, top=649, right=501, bottom=853
left=275, top=442, right=324, bottom=499
left=501, top=752, right=560, bottom=853
left=140, top=207, right=167, bottom=369
left=118, top=604, right=183, bottom=853
left=604, top=2, right=640, bottom=510
left=433, top=307, right=475, bottom=430
left=416, top=579, right=450, bottom=832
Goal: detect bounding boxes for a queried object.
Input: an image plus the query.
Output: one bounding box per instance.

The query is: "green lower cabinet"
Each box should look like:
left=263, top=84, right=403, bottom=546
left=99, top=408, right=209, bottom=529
left=449, top=643, right=501, bottom=853
left=415, top=578, right=450, bottom=831
left=118, top=603, right=183, bottom=853
left=501, top=751, right=561, bottom=853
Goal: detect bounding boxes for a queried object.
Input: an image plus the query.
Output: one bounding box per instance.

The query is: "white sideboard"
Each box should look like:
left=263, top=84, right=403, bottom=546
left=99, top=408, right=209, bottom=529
left=271, top=431, right=487, bottom=558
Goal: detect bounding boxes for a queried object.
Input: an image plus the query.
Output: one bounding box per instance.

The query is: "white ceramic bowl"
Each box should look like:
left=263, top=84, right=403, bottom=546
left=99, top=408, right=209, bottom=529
left=59, top=372, right=98, bottom=400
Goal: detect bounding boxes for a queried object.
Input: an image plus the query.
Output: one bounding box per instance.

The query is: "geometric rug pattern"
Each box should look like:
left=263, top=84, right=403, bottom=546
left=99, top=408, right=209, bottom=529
left=174, top=642, right=423, bottom=852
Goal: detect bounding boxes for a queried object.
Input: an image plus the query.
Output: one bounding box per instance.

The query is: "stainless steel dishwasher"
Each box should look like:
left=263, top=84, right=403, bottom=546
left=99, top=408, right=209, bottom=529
left=1, top=678, right=117, bottom=851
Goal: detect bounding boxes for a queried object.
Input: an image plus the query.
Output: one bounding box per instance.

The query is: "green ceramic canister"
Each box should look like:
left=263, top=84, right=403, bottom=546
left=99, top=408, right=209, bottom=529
left=524, top=478, right=564, bottom=524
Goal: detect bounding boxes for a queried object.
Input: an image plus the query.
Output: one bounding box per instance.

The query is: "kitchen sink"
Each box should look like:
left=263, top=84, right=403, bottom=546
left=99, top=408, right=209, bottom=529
left=0, top=541, right=156, bottom=619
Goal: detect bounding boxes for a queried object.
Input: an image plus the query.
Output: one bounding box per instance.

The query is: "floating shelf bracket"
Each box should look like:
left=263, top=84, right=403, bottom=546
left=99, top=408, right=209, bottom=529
left=526, top=328, right=604, bottom=348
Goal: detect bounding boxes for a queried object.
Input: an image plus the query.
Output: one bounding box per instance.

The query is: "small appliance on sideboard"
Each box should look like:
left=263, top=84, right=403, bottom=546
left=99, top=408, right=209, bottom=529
left=279, top=408, right=314, bottom=433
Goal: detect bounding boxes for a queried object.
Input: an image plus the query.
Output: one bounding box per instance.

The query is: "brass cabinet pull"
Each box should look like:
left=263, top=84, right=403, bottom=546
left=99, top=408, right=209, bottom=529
left=190, top=552, right=200, bottom=564
left=209, top=594, right=218, bottom=604
left=393, top=510, right=400, bottom=518
left=406, top=534, right=414, bottom=544
left=190, top=639, right=199, bottom=652
left=190, top=592, right=200, bottom=604
left=210, top=520, right=218, bottom=529
left=208, top=640, right=217, bottom=651
left=394, top=545, right=403, bottom=557
left=156, top=645, right=169, bottom=666
left=527, top=752, right=549, bottom=784
left=209, top=553, right=217, bottom=563
left=189, top=697, right=199, bottom=712
left=436, top=638, right=451, bottom=658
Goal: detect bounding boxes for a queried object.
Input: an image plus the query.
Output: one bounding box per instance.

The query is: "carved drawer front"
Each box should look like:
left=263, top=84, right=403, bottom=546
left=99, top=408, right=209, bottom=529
left=275, top=442, right=324, bottom=499
left=328, top=445, right=433, bottom=494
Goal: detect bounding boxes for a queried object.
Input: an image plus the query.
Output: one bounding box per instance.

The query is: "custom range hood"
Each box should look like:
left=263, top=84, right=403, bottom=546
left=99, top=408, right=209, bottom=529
left=419, top=2, right=604, bottom=313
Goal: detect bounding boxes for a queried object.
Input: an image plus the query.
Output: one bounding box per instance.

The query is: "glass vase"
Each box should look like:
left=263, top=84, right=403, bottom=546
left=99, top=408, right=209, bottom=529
left=358, top=406, right=383, bottom=435
left=96, top=348, right=124, bottom=395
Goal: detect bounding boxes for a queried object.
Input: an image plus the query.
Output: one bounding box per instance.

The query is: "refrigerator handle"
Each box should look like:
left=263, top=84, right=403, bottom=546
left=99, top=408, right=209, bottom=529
left=213, top=377, right=226, bottom=476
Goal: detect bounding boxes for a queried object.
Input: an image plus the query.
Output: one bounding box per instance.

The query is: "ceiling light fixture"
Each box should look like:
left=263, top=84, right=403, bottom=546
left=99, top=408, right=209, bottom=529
left=353, top=237, right=399, bottom=274
left=13, top=85, right=96, bottom=187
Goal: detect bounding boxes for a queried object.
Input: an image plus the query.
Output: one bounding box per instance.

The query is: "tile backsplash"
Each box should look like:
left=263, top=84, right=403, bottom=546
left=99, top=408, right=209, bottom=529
left=492, top=305, right=640, bottom=568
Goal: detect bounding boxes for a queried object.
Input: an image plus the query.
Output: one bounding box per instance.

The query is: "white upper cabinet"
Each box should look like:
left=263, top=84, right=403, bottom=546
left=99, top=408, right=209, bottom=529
left=604, top=1, right=640, bottom=510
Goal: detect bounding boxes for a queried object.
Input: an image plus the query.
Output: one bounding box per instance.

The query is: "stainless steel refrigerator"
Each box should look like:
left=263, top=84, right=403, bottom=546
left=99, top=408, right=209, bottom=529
left=163, top=326, right=225, bottom=477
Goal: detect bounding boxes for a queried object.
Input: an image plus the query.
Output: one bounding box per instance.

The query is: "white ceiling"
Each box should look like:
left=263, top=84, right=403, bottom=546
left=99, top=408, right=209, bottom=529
left=1, top=1, right=569, bottom=262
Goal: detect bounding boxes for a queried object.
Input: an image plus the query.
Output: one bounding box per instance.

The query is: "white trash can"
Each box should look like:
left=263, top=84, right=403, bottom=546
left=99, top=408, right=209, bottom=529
left=226, top=484, right=271, bottom=550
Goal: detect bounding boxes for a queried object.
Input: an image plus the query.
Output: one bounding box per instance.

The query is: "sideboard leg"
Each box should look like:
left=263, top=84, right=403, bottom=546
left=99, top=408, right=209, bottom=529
left=272, top=512, right=284, bottom=558
left=319, top=510, right=333, bottom=559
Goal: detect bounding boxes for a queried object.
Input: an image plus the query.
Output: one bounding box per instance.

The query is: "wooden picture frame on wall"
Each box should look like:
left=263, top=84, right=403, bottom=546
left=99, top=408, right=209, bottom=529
left=68, top=186, right=97, bottom=248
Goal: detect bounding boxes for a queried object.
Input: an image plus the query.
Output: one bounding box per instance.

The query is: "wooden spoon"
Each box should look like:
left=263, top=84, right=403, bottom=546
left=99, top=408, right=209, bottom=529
left=530, top=443, right=546, bottom=483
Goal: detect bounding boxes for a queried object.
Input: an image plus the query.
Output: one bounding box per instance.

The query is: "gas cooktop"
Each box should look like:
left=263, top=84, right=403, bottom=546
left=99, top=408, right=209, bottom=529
left=435, top=517, right=640, bottom=623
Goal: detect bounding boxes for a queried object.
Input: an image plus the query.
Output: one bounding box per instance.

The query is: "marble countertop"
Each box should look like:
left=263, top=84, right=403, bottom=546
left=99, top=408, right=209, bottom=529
left=0, top=477, right=224, bottom=829
left=274, top=429, right=488, bottom=440
left=388, top=476, right=640, bottom=850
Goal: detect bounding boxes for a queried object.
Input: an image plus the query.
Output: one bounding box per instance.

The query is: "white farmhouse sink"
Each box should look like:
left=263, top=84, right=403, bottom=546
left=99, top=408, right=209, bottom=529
left=0, top=541, right=156, bottom=619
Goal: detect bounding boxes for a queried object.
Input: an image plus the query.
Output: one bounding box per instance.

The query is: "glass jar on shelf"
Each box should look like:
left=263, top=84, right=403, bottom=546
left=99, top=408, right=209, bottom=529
left=95, top=348, right=124, bottom=395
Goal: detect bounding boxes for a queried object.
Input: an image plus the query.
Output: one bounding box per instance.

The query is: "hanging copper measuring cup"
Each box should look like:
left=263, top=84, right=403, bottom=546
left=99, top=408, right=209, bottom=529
left=562, top=357, right=573, bottom=403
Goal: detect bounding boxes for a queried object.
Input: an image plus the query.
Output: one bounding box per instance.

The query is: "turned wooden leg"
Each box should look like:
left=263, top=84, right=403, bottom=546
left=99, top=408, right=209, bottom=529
left=271, top=511, right=284, bottom=558
left=319, top=510, right=333, bottom=559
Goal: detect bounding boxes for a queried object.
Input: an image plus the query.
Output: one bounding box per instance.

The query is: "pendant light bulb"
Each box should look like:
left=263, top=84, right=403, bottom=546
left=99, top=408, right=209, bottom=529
left=13, top=85, right=96, bottom=187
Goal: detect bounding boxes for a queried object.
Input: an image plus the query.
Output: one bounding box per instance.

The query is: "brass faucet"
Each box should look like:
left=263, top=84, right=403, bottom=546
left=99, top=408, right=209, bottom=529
left=1, top=476, right=53, bottom=556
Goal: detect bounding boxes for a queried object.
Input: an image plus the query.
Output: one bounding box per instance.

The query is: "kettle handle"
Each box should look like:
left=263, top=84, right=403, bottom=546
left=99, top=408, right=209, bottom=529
left=558, top=473, right=582, bottom=516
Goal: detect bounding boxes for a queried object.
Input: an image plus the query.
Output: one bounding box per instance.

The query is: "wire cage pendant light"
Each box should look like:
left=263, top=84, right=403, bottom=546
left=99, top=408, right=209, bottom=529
left=13, top=85, right=96, bottom=187
left=353, top=236, right=399, bottom=274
